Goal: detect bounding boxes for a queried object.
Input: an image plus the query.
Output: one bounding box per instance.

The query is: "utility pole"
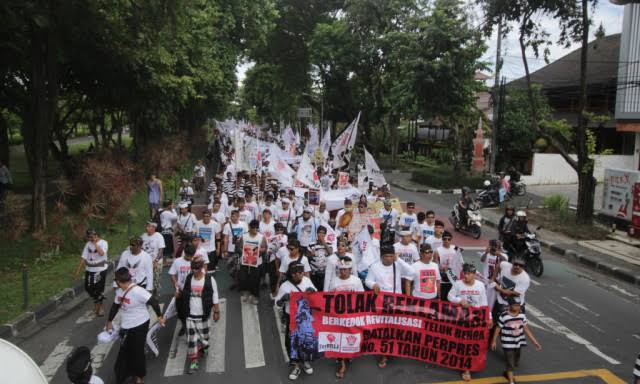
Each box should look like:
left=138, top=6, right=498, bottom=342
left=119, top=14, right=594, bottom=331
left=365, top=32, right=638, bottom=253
left=490, top=17, right=503, bottom=175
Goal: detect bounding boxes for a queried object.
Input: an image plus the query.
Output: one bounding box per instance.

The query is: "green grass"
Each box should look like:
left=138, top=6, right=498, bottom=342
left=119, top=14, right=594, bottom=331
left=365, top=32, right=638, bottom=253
left=0, top=190, right=150, bottom=324
left=411, top=165, right=485, bottom=189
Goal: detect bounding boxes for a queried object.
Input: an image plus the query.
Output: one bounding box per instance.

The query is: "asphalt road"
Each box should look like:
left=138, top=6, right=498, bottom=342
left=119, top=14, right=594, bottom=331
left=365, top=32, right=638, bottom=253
left=13, top=185, right=640, bottom=384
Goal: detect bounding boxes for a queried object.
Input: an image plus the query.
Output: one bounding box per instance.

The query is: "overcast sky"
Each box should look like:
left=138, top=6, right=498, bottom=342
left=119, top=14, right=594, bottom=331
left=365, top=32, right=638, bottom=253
left=236, top=2, right=626, bottom=86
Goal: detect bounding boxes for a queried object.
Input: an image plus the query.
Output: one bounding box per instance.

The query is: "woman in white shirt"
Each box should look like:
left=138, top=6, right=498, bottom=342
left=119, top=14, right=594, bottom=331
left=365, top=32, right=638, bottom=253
left=107, top=267, right=164, bottom=384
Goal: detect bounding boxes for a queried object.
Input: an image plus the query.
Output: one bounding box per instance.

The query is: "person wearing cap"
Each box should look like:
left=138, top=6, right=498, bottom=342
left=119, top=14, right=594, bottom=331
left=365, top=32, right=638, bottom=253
left=175, top=202, right=198, bottom=257
left=179, top=179, right=195, bottom=204
left=329, top=256, right=363, bottom=379
left=196, top=210, right=221, bottom=271
left=378, top=199, right=398, bottom=228
left=107, top=267, right=164, bottom=384
left=142, top=220, right=166, bottom=298
left=159, top=199, right=178, bottom=258
left=274, top=262, right=317, bottom=380
left=448, top=263, right=491, bottom=382
left=179, top=257, right=221, bottom=373
left=491, top=295, right=541, bottom=384
left=434, top=230, right=464, bottom=301
left=406, top=244, right=441, bottom=300
left=424, top=219, right=445, bottom=251
left=365, top=243, right=413, bottom=369
left=296, top=207, right=319, bottom=250
left=393, top=230, right=419, bottom=265
left=398, top=202, right=417, bottom=232
left=239, top=220, right=267, bottom=304
left=115, top=236, right=154, bottom=292
left=75, top=229, right=109, bottom=316
left=493, top=257, right=531, bottom=317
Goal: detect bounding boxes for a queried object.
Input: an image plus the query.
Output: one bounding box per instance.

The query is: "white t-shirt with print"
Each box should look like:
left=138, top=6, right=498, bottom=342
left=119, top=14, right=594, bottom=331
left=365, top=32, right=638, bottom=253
left=448, top=280, right=489, bottom=309
left=496, top=261, right=531, bottom=305
left=394, top=242, right=419, bottom=265
left=365, top=259, right=413, bottom=294
left=330, top=275, right=364, bottom=292
left=186, top=275, right=220, bottom=317
left=194, top=165, right=206, bottom=177
left=398, top=213, right=417, bottom=230
left=409, top=261, right=441, bottom=299
left=168, top=257, right=192, bottom=291
left=196, top=220, right=221, bottom=253
left=223, top=221, right=248, bottom=252
left=115, top=285, right=151, bottom=329
left=241, top=233, right=264, bottom=267
left=116, top=250, right=153, bottom=291
left=275, top=276, right=316, bottom=314
left=278, top=254, right=311, bottom=274
left=141, top=232, right=165, bottom=262
left=82, top=239, right=109, bottom=273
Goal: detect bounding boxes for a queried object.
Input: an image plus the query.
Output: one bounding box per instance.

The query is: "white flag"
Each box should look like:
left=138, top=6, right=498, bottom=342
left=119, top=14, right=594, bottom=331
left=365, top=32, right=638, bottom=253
left=331, top=112, right=360, bottom=169
left=321, top=220, right=338, bottom=252
left=364, top=146, right=386, bottom=187
left=306, top=124, right=319, bottom=157
left=268, top=149, right=295, bottom=187
left=353, top=226, right=377, bottom=273
left=321, top=126, right=331, bottom=158
left=295, top=152, right=321, bottom=189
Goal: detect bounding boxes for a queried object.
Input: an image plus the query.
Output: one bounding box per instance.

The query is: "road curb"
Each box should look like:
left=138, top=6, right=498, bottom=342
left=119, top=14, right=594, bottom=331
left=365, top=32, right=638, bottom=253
left=483, top=216, right=640, bottom=286
left=390, top=181, right=487, bottom=195
left=1, top=263, right=113, bottom=339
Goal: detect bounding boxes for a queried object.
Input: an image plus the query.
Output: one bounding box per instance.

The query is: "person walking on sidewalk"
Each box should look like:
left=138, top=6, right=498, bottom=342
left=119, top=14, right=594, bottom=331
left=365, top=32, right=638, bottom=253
left=491, top=296, right=542, bottom=384
left=75, top=229, right=109, bottom=317
left=146, top=175, right=163, bottom=219
left=107, top=267, right=164, bottom=384
left=179, top=258, right=220, bottom=373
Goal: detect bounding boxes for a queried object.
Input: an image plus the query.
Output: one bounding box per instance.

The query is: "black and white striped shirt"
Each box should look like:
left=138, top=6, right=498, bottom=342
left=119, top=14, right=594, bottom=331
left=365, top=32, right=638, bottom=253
left=634, top=353, right=640, bottom=378
left=498, top=312, right=528, bottom=349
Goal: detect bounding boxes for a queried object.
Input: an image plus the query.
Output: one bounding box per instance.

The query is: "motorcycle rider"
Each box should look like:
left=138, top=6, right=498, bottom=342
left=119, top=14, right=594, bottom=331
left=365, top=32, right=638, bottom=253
left=505, top=211, right=531, bottom=257
left=498, top=206, right=516, bottom=244
left=507, top=166, right=521, bottom=194
left=456, top=186, right=474, bottom=229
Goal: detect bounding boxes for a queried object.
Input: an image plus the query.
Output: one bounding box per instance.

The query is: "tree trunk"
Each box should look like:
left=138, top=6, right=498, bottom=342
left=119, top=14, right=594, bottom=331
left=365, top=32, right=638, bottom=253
left=22, top=21, right=59, bottom=231
left=575, top=0, right=595, bottom=224
left=453, top=123, right=464, bottom=176
left=389, top=113, right=398, bottom=164
left=0, top=112, right=8, bottom=166
left=518, top=21, right=539, bottom=137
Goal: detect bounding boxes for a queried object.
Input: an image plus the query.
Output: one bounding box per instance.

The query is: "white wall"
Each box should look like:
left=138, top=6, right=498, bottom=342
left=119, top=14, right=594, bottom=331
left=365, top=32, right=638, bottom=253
left=522, top=153, right=635, bottom=185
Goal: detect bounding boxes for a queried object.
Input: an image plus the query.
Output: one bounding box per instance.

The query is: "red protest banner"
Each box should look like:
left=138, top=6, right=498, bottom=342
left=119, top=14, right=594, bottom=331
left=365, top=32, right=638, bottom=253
left=289, top=291, right=490, bottom=371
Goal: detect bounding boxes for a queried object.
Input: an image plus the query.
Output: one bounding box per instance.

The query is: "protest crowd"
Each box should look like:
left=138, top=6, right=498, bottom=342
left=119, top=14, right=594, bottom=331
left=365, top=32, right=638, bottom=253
left=67, top=117, right=638, bottom=384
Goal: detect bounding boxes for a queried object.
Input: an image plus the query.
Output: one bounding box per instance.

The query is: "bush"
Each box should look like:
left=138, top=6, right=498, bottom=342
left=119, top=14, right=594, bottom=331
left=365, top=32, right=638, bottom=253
left=543, top=194, right=570, bottom=218
left=411, top=167, right=485, bottom=189
left=139, top=134, right=191, bottom=178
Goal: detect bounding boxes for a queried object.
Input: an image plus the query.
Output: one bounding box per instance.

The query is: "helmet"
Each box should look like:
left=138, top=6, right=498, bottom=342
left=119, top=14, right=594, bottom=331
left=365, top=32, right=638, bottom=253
left=462, top=186, right=472, bottom=194
left=516, top=210, right=527, bottom=218
left=483, top=180, right=491, bottom=187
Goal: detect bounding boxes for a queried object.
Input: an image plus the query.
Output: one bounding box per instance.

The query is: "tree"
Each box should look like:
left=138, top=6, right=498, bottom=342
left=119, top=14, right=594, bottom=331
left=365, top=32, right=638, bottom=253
left=479, top=0, right=600, bottom=224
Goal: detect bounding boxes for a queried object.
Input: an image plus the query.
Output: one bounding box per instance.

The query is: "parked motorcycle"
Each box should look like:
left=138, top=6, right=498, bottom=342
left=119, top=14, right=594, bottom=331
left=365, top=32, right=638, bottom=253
left=509, top=179, right=527, bottom=197
left=450, top=203, right=482, bottom=239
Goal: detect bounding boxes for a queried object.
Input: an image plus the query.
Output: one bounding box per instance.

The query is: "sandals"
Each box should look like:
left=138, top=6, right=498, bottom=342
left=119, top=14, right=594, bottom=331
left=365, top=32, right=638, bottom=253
left=377, top=356, right=388, bottom=368
left=335, top=360, right=347, bottom=379
left=461, top=371, right=471, bottom=382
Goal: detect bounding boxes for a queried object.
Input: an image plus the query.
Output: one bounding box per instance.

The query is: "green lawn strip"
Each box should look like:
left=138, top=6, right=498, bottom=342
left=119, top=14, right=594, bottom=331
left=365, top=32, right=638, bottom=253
left=0, top=189, right=150, bottom=324
left=411, top=166, right=485, bottom=190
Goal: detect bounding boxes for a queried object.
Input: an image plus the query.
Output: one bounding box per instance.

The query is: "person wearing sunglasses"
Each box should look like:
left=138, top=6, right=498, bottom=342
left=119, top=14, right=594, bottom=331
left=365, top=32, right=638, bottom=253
left=405, top=244, right=441, bottom=300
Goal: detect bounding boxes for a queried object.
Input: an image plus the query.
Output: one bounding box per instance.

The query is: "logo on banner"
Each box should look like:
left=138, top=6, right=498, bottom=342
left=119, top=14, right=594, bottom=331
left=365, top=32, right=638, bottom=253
left=319, top=332, right=341, bottom=352
left=319, top=332, right=362, bottom=353
left=341, top=333, right=361, bottom=353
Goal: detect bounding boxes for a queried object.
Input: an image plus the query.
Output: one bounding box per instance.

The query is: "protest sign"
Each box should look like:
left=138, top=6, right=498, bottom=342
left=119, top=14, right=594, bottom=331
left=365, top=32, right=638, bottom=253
left=289, top=291, right=490, bottom=372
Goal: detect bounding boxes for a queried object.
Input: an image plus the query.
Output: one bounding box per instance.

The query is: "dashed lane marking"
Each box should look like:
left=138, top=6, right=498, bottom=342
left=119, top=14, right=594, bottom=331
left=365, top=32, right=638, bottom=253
left=241, top=299, right=266, bottom=368
left=206, top=298, right=227, bottom=373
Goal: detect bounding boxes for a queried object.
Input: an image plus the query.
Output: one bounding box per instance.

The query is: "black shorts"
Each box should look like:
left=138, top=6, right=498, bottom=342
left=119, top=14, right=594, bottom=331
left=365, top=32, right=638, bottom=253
left=503, top=348, right=521, bottom=371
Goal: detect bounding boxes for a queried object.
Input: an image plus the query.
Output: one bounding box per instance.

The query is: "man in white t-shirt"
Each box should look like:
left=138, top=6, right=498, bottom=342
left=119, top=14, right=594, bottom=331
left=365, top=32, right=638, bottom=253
left=196, top=210, right=221, bottom=270
left=494, top=257, right=530, bottom=315
left=141, top=221, right=166, bottom=297
left=378, top=200, right=398, bottom=228
left=323, top=242, right=356, bottom=292
left=278, top=239, right=311, bottom=286
left=159, top=199, right=178, bottom=257
left=75, top=229, right=109, bottom=316
left=222, top=210, right=249, bottom=255
left=239, top=220, right=267, bottom=304
left=434, top=230, right=464, bottom=301
left=407, top=244, right=441, bottom=300
left=365, top=243, right=413, bottom=369
left=424, top=219, right=445, bottom=252
left=169, top=244, right=197, bottom=336
left=393, top=230, right=419, bottom=265
left=116, top=236, right=154, bottom=292
left=329, top=257, right=364, bottom=292
left=397, top=202, right=417, bottom=231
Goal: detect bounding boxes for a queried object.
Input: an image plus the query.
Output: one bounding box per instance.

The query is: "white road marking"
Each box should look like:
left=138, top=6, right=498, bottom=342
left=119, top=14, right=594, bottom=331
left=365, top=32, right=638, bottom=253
left=91, top=339, right=116, bottom=371
left=561, top=296, right=600, bottom=317
left=206, top=298, right=227, bottom=373
left=164, top=320, right=188, bottom=376
left=529, top=279, right=541, bottom=286
left=527, top=304, right=620, bottom=365
left=241, top=300, right=265, bottom=368
left=549, top=299, right=605, bottom=334
left=526, top=319, right=550, bottom=332
left=610, top=285, right=638, bottom=298
left=39, top=337, right=74, bottom=381
left=75, top=309, right=95, bottom=324
left=273, top=304, right=289, bottom=363
left=633, top=334, right=640, bottom=341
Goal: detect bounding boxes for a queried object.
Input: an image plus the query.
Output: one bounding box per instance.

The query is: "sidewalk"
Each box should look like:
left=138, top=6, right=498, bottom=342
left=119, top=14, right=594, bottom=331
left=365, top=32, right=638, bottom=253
left=482, top=208, right=640, bottom=286
left=527, top=183, right=603, bottom=211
